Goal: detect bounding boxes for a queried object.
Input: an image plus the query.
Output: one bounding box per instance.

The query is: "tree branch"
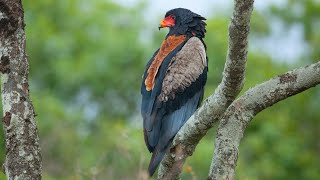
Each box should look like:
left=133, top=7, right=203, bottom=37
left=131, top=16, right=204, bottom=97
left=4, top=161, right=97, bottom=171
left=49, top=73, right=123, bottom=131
left=0, top=0, right=42, bottom=179
left=157, top=0, right=254, bottom=179
left=208, top=61, right=320, bottom=179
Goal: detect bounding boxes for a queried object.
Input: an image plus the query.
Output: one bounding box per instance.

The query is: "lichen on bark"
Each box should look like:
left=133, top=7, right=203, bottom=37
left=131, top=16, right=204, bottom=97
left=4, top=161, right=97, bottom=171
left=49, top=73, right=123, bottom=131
left=0, top=0, right=42, bottom=179
left=208, top=61, right=320, bottom=179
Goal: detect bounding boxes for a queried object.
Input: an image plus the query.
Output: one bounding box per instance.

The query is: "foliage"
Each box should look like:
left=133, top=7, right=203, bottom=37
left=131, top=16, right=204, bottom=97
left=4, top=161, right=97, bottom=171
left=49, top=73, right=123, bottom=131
left=0, top=0, right=319, bottom=179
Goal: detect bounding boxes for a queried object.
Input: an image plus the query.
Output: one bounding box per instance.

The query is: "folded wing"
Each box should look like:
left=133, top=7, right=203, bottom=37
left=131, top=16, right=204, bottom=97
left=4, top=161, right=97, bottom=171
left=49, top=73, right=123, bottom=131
left=141, top=37, right=208, bottom=175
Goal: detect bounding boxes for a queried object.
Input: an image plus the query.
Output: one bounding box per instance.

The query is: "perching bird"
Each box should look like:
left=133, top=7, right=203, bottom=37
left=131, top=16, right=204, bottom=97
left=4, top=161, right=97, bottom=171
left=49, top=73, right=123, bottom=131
left=141, top=8, right=208, bottom=176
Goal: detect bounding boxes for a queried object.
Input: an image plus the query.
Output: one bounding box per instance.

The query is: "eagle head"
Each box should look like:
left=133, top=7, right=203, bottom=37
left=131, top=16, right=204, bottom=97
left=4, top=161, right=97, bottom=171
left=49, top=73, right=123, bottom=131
left=159, top=8, right=207, bottom=38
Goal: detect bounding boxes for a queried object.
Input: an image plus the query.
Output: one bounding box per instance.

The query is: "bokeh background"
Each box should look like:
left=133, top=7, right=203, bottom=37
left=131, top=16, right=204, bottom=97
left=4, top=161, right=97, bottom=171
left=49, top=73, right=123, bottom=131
left=1, top=0, right=320, bottom=179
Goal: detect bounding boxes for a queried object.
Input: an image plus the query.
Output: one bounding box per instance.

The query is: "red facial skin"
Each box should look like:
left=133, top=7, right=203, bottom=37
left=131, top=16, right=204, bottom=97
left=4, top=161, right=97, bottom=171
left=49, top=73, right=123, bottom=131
left=159, top=15, right=175, bottom=28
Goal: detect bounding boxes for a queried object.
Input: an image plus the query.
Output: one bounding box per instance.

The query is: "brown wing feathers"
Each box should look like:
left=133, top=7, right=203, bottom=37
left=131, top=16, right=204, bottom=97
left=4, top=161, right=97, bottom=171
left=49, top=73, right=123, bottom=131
left=159, top=37, right=207, bottom=102
left=145, top=35, right=187, bottom=91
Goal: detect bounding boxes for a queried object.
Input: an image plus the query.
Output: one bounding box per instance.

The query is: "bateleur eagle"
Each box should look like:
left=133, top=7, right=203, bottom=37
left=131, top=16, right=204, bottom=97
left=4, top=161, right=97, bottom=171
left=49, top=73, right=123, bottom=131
left=141, top=8, right=208, bottom=176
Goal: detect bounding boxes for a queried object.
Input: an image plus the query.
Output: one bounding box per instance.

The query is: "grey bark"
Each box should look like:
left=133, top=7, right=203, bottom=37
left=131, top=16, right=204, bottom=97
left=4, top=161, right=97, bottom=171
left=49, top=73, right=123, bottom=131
left=156, top=0, right=320, bottom=179
left=208, top=61, right=320, bottom=179
left=157, top=0, right=254, bottom=179
left=0, top=0, right=42, bottom=179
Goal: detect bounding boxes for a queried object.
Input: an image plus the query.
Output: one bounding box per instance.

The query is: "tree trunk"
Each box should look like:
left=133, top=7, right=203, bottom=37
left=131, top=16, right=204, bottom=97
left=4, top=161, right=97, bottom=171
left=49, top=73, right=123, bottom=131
left=0, top=0, right=42, bottom=179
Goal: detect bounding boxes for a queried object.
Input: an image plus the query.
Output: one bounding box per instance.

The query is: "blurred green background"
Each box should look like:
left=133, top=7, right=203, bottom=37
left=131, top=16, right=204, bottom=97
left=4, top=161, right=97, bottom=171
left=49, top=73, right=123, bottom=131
left=0, top=0, right=320, bottom=179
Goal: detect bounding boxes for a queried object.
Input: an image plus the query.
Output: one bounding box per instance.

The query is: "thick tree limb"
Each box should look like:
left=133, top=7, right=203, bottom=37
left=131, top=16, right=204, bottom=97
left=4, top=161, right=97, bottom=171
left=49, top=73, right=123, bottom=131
left=157, top=0, right=254, bottom=179
left=208, top=61, right=320, bottom=179
left=0, top=0, right=42, bottom=179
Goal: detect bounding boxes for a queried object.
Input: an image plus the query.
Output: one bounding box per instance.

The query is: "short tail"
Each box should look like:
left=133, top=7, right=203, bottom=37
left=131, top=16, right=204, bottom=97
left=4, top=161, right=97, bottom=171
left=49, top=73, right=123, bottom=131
left=148, top=149, right=166, bottom=176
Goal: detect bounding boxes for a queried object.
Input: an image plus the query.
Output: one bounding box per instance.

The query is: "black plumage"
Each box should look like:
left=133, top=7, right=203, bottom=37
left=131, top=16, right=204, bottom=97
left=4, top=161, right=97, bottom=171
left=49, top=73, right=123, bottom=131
left=141, top=8, right=208, bottom=176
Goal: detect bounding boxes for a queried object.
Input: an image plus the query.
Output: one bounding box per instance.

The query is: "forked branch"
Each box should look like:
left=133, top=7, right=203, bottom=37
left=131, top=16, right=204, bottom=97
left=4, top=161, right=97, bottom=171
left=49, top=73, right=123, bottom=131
left=158, top=0, right=254, bottom=179
left=208, top=61, right=320, bottom=179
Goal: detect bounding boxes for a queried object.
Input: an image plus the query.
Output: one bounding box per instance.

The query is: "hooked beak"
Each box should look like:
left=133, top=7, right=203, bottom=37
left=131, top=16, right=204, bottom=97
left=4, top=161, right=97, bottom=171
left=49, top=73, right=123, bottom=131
left=158, top=16, right=175, bottom=30
left=158, top=20, right=167, bottom=30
